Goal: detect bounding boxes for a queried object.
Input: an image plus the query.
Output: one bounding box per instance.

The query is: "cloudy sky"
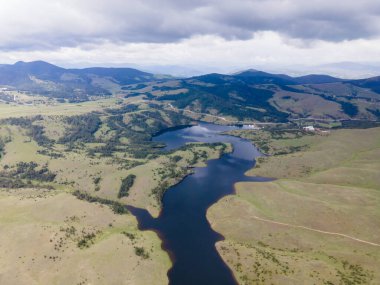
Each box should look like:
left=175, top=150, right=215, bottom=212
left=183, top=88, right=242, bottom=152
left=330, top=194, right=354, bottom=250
left=0, top=0, right=380, bottom=77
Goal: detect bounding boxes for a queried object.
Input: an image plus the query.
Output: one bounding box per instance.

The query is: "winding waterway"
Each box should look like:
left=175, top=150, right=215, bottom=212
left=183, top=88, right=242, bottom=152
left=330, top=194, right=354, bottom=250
left=128, top=123, right=271, bottom=285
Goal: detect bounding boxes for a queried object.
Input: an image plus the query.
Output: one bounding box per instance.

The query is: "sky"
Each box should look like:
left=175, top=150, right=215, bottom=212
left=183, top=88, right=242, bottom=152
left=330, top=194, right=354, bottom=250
left=0, top=0, right=380, bottom=77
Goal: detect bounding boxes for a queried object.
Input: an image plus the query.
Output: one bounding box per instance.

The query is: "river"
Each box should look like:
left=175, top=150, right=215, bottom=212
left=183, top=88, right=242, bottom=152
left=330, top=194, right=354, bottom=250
left=128, top=123, right=271, bottom=285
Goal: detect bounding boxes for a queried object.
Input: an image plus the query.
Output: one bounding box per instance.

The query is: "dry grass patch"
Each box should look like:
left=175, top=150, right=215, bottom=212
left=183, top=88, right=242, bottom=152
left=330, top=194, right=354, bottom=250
left=0, top=189, right=170, bottom=285
left=208, top=185, right=380, bottom=285
left=249, top=127, right=380, bottom=179
left=207, top=127, right=380, bottom=284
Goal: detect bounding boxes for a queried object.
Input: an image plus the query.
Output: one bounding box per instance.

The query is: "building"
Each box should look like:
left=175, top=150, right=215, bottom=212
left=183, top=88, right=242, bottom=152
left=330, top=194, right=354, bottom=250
left=303, top=126, right=315, bottom=132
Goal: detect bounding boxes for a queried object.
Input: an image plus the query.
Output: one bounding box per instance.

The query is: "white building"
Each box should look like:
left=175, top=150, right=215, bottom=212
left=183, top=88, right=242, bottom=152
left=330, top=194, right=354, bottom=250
left=303, top=126, right=315, bottom=132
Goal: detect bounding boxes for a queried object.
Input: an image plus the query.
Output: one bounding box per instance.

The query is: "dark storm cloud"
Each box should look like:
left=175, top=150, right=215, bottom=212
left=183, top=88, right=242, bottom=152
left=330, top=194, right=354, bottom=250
left=0, top=0, right=379, bottom=50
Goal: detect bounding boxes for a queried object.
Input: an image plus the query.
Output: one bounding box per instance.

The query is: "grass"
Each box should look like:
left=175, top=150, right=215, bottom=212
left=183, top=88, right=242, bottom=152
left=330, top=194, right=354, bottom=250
left=271, top=90, right=346, bottom=119
left=0, top=98, right=236, bottom=284
left=227, top=127, right=316, bottom=156
left=0, top=99, right=230, bottom=216
left=0, top=97, right=143, bottom=119
left=0, top=188, right=170, bottom=285
left=0, top=95, right=241, bottom=285
left=125, top=143, right=230, bottom=217
left=248, top=127, right=380, bottom=180
left=207, top=127, right=380, bottom=285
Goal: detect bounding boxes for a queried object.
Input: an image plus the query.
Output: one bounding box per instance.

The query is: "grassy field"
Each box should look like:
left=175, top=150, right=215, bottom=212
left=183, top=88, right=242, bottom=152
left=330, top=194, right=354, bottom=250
left=270, top=90, right=347, bottom=119
left=249, top=127, right=380, bottom=181
left=0, top=98, right=234, bottom=284
left=0, top=97, right=144, bottom=119
left=0, top=99, right=230, bottom=206
left=3, top=94, right=379, bottom=284
left=208, top=127, right=380, bottom=284
left=0, top=123, right=229, bottom=217
left=0, top=188, right=170, bottom=285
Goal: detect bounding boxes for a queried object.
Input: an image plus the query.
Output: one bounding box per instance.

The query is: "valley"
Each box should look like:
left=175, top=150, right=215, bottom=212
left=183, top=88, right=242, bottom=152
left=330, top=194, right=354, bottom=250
left=0, top=61, right=379, bottom=285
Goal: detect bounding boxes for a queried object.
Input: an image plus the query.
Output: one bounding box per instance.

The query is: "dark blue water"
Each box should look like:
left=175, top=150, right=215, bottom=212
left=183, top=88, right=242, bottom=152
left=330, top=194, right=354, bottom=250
left=128, top=123, right=270, bottom=285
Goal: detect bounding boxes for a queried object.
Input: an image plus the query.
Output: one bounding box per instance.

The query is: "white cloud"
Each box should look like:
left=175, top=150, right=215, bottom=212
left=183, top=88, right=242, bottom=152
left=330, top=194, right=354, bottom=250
left=0, top=0, right=379, bottom=50
left=1, top=32, right=379, bottom=77
left=0, top=0, right=379, bottom=76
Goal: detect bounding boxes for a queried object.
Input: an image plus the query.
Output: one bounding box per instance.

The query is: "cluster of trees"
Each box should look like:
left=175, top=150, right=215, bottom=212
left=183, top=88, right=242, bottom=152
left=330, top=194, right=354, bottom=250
left=72, top=190, right=128, bottom=214
left=77, top=233, right=97, bottom=249
left=157, top=80, right=289, bottom=122
left=0, top=177, right=27, bottom=188
left=96, top=106, right=189, bottom=159
left=151, top=181, right=170, bottom=205
left=12, top=161, right=56, bottom=182
left=21, top=85, right=111, bottom=103
left=3, top=116, right=52, bottom=146
left=367, top=108, right=380, bottom=120
left=122, top=83, right=147, bottom=91
left=311, top=92, right=360, bottom=118
left=149, top=142, right=230, bottom=204
left=156, top=163, right=188, bottom=182
left=0, top=160, right=57, bottom=189
left=37, top=149, right=64, bottom=159
left=340, top=101, right=359, bottom=117
left=88, top=141, right=118, bottom=157
left=134, top=246, right=150, bottom=259
left=121, top=231, right=136, bottom=241
left=84, top=109, right=166, bottom=159
left=118, top=174, right=136, bottom=198
left=0, top=138, right=6, bottom=158
left=58, top=113, right=101, bottom=144
left=93, top=176, right=101, bottom=191
left=105, top=104, right=139, bottom=115
left=106, top=114, right=149, bottom=142
left=339, top=120, right=380, bottom=129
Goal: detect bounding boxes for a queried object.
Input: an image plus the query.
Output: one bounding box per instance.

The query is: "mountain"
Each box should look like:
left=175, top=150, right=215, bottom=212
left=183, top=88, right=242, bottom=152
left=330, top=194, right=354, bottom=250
left=293, top=74, right=344, bottom=84
left=234, top=69, right=344, bottom=85
left=233, top=69, right=296, bottom=85
left=0, top=61, right=159, bottom=101
left=0, top=61, right=63, bottom=86
left=124, top=69, right=380, bottom=122
left=71, top=67, right=155, bottom=85
left=1, top=61, right=379, bottom=122
left=349, top=76, right=380, bottom=94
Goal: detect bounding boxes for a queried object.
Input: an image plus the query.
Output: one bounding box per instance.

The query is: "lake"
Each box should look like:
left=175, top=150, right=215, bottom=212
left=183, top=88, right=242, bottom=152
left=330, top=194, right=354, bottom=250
left=128, top=123, right=270, bottom=285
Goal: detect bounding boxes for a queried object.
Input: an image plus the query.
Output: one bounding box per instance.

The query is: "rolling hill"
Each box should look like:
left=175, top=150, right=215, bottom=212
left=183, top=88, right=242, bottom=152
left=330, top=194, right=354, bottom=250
left=1, top=61, right=379, bottom=122
left=0, top=61, right=161, bottom=101
left=124, top=69, right=380, bottom=122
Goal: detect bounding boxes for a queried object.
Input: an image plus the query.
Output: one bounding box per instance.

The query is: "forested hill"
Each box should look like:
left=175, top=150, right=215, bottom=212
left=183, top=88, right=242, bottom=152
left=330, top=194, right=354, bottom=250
left=124, top=70, right=380, bottom=122
left=0, top=61, right=161, bottom=101
left=1, top=61, right=380, bottom=122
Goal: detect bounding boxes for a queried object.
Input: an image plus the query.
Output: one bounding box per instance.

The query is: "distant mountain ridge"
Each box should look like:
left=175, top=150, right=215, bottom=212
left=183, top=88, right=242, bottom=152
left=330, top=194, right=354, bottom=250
left=125, top=67, right=380, bottom=122
left=1, top=61, right=380, bottom=122
left=0, top=61, right=159, bottom=101
left=2, top=60, right=154, bottom=82
left=233, top=69, right=345, bottom=84
left=1, top=60, right=379, bottom=92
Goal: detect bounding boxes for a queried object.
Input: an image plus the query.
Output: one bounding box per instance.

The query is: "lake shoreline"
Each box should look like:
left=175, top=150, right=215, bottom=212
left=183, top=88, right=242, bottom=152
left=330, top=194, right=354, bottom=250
left=129, top=123, right=270, bottom=285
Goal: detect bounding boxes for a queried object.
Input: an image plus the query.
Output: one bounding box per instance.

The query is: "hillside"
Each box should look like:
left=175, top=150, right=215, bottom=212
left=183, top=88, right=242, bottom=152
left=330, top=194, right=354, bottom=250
left=124, top=70, right=380, bottom=122
left=0, top=97, right=231, bottom=284
left=0, top=61, right=379, bottom=122
left=0, top=63, right=379, bottom=285
left=208, top=126, right=380, bottom=284
left=0, top=61, right=161, bottom=102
